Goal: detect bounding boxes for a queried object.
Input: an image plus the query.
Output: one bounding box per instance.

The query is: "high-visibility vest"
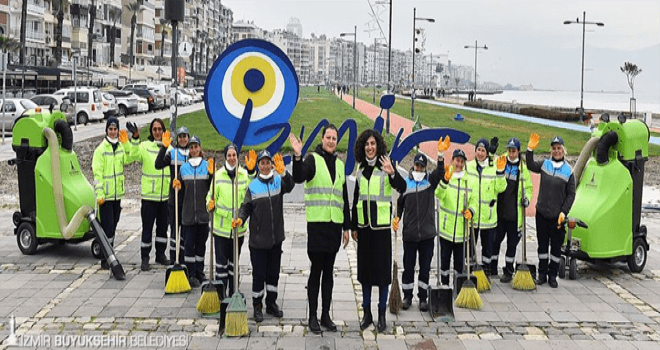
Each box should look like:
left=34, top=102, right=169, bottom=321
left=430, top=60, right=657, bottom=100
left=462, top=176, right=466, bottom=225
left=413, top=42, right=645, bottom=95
left=92, top=139, right=132, bottom=201
left=435, top=176, right=476, bottom=243
left=208, top=167, right=250, bottom=238
left=356, top=167, right=392, bottom=228
left=131, top=139, right=170, bottom=202
left=304, top=153, right=345, bottom=224
left=465, top=160, right=506, bottom=229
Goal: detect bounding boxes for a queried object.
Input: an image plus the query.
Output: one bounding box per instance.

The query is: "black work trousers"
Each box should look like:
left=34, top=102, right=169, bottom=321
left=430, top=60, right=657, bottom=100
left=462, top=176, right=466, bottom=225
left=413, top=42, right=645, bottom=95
left=140, top=200, right=169, bottom=260
left=214, top=234, right=244, bottom=296
left=168, top=203, right=185, bottom=263
left=493, top=218, right=521, bottom=276
left=182, top=224, right=208, bottom=280
left=439, top=238, right=464, bottom=286
left=536, top=213, right=565, bottom=279
left=99, top=200, right=121, bottom=263
left=471, top=227, right=496, bottom=269
left=402, top=237, right=434, bottom=301
left=250, top=243, right=282, bottom=306
left=307, top=251, right=337, bottom=317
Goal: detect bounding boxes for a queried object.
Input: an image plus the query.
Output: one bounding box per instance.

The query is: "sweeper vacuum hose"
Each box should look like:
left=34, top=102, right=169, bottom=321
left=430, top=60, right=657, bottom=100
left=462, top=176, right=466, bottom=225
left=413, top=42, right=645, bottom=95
left=573, top=136, right=600, bottom=185
left=44, top=125, right=93, bottom=239
left=596, top=132, right=619, bottom=165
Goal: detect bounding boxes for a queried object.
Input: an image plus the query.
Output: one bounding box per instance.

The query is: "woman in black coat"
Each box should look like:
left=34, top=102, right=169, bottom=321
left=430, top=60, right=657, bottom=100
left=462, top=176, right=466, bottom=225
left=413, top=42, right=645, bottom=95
left=351, top=129, right=405, bottom=332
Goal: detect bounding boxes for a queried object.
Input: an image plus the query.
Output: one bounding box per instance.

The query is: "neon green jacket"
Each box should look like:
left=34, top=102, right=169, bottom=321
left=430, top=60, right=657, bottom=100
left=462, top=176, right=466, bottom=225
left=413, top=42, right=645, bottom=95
left=130, top=139, right=170, bottom=202
left=435, top=174, right=478, bottom=243
left=207, top=166, right=251, bottom=238
left=92, top=138, right=132, bottom=201
left=465, top=159, right=507, bottom=229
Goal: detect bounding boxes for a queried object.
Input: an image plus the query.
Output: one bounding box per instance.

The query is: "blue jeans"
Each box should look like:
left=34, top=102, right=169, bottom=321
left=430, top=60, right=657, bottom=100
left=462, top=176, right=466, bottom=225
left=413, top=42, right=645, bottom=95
left=362, top=284, right=389, bottom=310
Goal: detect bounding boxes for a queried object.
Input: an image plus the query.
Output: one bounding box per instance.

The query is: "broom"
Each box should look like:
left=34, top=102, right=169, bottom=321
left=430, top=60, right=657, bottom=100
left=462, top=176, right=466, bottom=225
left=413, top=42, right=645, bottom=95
left=512, top=170, right=536, bottom=290
left=388, top=190, right=403, bottom=314
left=470, top=221, right=491, bottom=292
left=165, top=147, right=191, bottom=294
left=224, top=174, right=248, bottom=337
left=455, top=178, right=483, bottom=309
left=197, top=158, right=221, bottom=314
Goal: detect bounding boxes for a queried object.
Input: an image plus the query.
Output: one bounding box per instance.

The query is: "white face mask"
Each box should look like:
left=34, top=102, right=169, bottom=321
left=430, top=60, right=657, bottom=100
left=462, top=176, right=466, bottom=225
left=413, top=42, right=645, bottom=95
left=259, top=170, right=274, bottom=180
left=507, top=156, right=519, bottom=164
left=412, top=171, right=426, bottom=182
left=177, top=148, right=190, bottom=157
left=367, top=157, right=377, bottom=166
left=225, top=163, right=236, bottom=172
left=189, top=157, right=202, bottom=167
left=551, top=160, right=564, bottom=168
left=106, top=136, right=118, bottom=144
left=477, top=159, right=488, bottom=168
left=454, top=171, right=465, bottom=179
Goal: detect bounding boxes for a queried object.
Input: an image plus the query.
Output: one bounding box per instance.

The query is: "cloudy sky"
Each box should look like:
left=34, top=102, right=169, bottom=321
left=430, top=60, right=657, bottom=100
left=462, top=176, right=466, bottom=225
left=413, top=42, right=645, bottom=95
left=224, top=0, right=660, bottom=96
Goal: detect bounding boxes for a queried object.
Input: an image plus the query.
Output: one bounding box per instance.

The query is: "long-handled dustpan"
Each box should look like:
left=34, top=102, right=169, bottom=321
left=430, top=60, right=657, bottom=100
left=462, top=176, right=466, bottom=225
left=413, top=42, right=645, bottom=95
left=453, top=179, right=477, bottom=298
left=515, top=172, right=536, bottom=279
left=428, top=198, right=454, bottom=321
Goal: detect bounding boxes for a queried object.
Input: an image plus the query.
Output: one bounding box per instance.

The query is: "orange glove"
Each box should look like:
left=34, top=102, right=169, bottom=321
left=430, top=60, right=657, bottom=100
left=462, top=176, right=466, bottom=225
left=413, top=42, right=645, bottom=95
left=118, top=130, right=128, bottom=144
left=207, top=199, right=215, bottom=212
left=496, top=154, right=507, bottom=171
left=528, top=133, right=540, bottom=150
left=463, top=209, right=473, bottom=220
left=443, top=164, right=454, bottom=182
left=557, top=212, right=565, bottom=229
left=438, top=136, right=451, bottom=152
left=172, top=179, right=181, bottom=190
left=245, top=150, right=257, bottom=171
left=274, top=153, right=285, bottom=175
left=207, top=158, right=215, bottom=174
left=97, top=197, right=105, bottom=206
left=392, top=217, right=400, bottom=232
left=162, top=131, right=172, bottom=148
left=231, top=218, right=243, bottom=228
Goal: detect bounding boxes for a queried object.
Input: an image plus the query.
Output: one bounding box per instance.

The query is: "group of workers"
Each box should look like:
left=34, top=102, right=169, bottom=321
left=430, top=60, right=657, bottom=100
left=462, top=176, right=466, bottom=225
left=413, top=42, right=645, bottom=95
left=92, top=116, right=575, bottom=333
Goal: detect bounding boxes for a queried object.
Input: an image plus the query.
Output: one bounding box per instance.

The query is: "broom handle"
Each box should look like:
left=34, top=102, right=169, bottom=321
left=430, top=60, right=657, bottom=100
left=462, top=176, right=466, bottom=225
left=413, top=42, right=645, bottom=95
left=521, top=168, right=527, bottom=262
left=464, top=178, right=470, bottom=276
left=436, top=199, right=441, bottom=287
left=209, top=158, right=215, bottom=281
left=175, top=149, right=180, bottom=264
left=393, top=184, right=398, bottom=264
left=232, top=173, right=239, bottom=292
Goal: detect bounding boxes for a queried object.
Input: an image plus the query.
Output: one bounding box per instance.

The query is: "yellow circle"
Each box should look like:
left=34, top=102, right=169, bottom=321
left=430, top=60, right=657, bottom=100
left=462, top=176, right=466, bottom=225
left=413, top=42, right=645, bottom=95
left=230, top=56, right=277, bottom=107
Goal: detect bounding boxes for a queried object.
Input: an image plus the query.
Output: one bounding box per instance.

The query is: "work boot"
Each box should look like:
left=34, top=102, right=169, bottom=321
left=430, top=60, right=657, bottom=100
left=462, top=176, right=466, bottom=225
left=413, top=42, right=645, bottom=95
left=377, top=307, right=386, bottom=332
left=188, top=277, right=201, bottom=288
left=155, top=254, right=170, bottom=265
left=548, top=276, right=558, bottom=288
left=535, top=274, right=547, bottom=286
left=359, top=308, right=373, bottom=330
left=308, top=314, right=322, bottom=334
left=419, top=300, right=429, bottom=312
left=253, top=304, right=264, bottom=322
left=197, top=273, right=207, bottom=283
left=500, top=273, right=512, bottom=283
left=402, top=297, right=412, bottom=310
left=266, top=303, right=283, bottom=318
left=141, top=258, right=150, bottom=271
left=320, top=312, right=337, bottom=332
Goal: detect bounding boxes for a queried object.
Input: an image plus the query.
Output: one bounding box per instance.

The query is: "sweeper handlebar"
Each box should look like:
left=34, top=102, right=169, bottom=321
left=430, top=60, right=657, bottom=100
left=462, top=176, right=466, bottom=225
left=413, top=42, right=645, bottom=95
left=567, top=218, right=588, bottom=229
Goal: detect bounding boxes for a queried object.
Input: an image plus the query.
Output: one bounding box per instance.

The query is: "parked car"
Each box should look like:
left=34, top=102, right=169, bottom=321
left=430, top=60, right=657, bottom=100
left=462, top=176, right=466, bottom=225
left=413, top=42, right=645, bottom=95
left=173, top=90, right=192, bottom=106
left=124, top=88, right=163, bottom=111
left=100, top=93, right=118, bottom=119
left=136, top=96, right=149, bottom=113
left=30, top=94, right=76, bottom=124
left=194, top=86, right=205, bottom=100
left=52, top=87, right=104, bottom=125
left=184, top=88, right=202, bottom=102
left=107, top=90, right=139, bottom=117
left=0, top=99, right=39, bottom=131
left=122, top=83, right=169, bottom=109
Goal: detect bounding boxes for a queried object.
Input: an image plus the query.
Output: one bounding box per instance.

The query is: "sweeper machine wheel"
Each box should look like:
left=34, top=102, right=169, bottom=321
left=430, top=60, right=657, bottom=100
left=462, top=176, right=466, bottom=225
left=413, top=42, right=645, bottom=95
left=627, top=237, right=647, bottom=273
left=569, top=257, right=578, bottom=280
left=17, top=222, right=38, bottom=255
left=91, top=238, right=103, bottom=259
left=558, top=257, right=566, bottom=279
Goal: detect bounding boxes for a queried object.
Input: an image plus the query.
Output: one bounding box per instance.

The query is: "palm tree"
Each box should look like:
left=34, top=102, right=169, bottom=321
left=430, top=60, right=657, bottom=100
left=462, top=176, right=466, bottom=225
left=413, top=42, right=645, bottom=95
left=87, top=0, right=96, bottom=67
left=19, top=0, right=28, bottom=65
left=124, top=1, right=144, bottom=71
left=0, top=35, right=20, bottom=56
left=159, top=18, right=169, bottom=58
left=109, top=7, right=121, bottom=66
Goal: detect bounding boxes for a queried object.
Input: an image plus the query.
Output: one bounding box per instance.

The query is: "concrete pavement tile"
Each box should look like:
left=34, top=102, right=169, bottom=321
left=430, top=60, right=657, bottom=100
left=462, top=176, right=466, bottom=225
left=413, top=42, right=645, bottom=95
left=462, top=339, right=495, bottom=350
left=217, top=337, right=249, bottom=350
left=433, top=339, right=465, bottom=349
left=497, top=311, right=526, bottom=322
left=547, top=340, right=581, bottom=349
left=376, top=339, right=406, bottom=350
left=98, top=306, right=130, bottom=317
left=306, top=337, right=335, bottom=350
left=275, top=337, right=305, bottom=350
left=601, top=340, right=638, bottom=350
left=517, top=340, right=552, bottom=350
left=246, top=336, right=278, bottom=350
left=549, top=311, right=578, bottom=322
left=522, top=312, right=553, bottom=322
left=629, top=341, right=660, bottom=350
left=187, top=336, right=221, bottom=350
left=490, top=339, right=524, bottom=350
left=515, top=302, right=545, bottom=312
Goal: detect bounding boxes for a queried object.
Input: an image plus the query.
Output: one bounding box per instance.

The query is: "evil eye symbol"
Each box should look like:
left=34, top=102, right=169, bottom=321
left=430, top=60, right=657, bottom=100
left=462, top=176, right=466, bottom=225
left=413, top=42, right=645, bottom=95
left=205, top=39, right=299, bottom=148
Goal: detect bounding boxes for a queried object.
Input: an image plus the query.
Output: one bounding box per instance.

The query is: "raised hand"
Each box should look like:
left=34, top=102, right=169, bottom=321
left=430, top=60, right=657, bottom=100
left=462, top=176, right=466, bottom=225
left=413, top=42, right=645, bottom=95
left=274, top=153, right=285, bottom=175
left=443, top=164, right=454, bottom=183
left=438, top=135, right=451, bottom=152
left=118, top=130, right=128, bottom=144
left=207, top=158, right=215, bottom=174
left=288, top=133, right=303, bottom=156
left=496, top=154, right=507, bottom=171
left=245, top=150, right=257, bottom=171
left=126, top=121, right=139, bottom=137
left=380, top=155, right=395, bottom=175
left=162, top=131, right=172, bottom=148
left=528, top=133, right=540, bottom=150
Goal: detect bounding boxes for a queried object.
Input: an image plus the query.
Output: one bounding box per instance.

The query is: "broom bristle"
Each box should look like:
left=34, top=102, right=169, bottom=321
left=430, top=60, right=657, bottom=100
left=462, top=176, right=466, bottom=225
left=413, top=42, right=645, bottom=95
left=473, top=269, right=491, bottom=292
left=455, top=280, right=483, bottom=309
left=389, top=262, right=403, bottom=314
left=165, top=270, right=191, bottom=294
left=225, top=312, right=249, bottom=337
left=197, top=288, right=221, bottom=314
left=512, top=264, right=536, bottom=291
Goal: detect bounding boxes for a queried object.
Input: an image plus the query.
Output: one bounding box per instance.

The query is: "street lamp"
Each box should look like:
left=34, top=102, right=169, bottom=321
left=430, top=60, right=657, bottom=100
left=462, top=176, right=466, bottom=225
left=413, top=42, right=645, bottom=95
left=372, top=38, right=387, bottom=103
left=564, top=11, right=604, bottom=119
left=376, top=0, right=393, bottom=133
left=340, top=25, right=357, bottom=109
left=411, top=7, right=434, bottom=120
left=464, top=41, right=487, bottom=101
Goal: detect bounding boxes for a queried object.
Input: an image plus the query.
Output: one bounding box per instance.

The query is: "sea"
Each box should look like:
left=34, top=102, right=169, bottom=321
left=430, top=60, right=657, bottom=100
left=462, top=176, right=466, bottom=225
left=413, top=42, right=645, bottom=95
left=482, top=90, right=660, bottom=115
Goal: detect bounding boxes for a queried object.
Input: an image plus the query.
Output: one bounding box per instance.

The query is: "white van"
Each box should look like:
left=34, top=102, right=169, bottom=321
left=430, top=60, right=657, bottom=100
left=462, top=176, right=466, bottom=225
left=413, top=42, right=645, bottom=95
left=53, top=87, right=104, bottom=125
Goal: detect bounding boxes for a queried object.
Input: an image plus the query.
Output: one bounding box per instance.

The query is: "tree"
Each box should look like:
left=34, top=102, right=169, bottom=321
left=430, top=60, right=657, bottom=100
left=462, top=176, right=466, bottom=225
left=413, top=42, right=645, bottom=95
left=124, top=1, right=144, bottom=69
left=54, top=0, right=70, bottom=67
left=87, top=0, right=96, bottom=67
left=0, top=35, right=20, bottom=55
left=159, top=18, right=170, bottom=59
left=620, top=62, right=642, bottom=99
left=19, top=0, right=27, bottom=64
left=109, top=7, right=121, bottom=66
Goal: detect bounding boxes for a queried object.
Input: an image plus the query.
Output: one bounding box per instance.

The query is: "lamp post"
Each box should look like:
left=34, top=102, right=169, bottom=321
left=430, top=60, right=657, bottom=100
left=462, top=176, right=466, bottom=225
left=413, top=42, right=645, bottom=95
left=375, top=0, right=393, bottom=133
left=411, top=7, right=434, bottom=120
left=372, top=38, right=387, bottom=103
left=564, top=11, right=604, bottom=119
left=340, top=26, right=357, bottom=109
left=464, top=41, right=487, bottom=100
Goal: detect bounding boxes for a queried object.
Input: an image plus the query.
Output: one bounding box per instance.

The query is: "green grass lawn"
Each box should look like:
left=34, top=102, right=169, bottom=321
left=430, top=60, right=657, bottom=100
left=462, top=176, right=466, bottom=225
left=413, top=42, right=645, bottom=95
left=354, top=88, right=660, bottom=156
left=139, top=86, right=390, bottom=152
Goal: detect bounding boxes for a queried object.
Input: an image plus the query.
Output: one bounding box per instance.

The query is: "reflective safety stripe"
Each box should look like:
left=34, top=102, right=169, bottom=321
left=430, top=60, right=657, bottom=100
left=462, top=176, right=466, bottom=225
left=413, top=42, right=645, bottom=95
left=252, top=187, right=282, bottom=200
left=142, top=173, right=164, bottom=179
left=305, top=187, right=343, bottom=196
left=550, top=255, right=561, bottom=263
left=490, top=255, right=498, bottom=261
left=481, top=256, right=491, bottom=263
left=103, top=172, right=124, bottom=179
left=181, top=174, right=209, bottom=180
left=305, top=200, right=343, bottom=209
left=215, top=263, right=228, bottom=269
left=401, top=283, right=414, bottom=290
left=417, top=281, right=429, bottom=289
left=538, top=253, right=549, bottom=259
left=141, top=242, right=152, bottom=248
left=253, top=289, right=265, bottom=298
left=266, top=284, right=278, bottom=292
left=447, top=183, right=472, bottom=192
left=155, top=237, right=168, bottom=243
left=505, top=256, right=515, bottom=263
left=216, top=273, right=229, bottom=278
left=184, top=256, right=195, bottom=263
left=440, top=269, right=450, bottom=276
left=403, top=181, right=431, bottom=196
left=195, top=256, right=205, bottom=262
